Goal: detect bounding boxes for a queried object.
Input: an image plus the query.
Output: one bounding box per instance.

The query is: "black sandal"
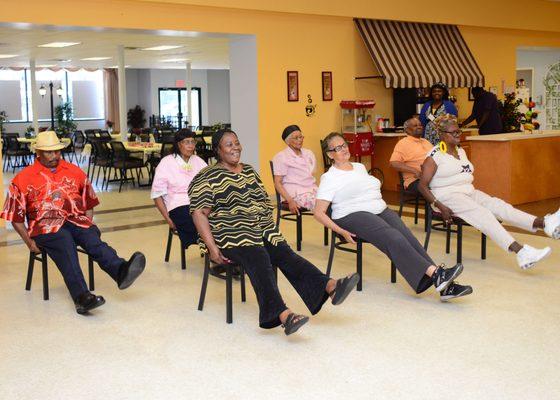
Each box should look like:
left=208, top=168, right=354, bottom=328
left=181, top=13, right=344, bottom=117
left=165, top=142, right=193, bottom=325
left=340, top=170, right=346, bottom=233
left=330, top=273, right=360, bottom=305
left=282, top=313, right=309, bottom=336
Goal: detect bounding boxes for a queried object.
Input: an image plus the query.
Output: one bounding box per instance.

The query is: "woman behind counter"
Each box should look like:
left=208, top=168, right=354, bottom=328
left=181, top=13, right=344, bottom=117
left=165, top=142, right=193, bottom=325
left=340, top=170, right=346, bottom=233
left=188, top=129, right=359, bottom=336
left=419, top=82, right=458, bottom=145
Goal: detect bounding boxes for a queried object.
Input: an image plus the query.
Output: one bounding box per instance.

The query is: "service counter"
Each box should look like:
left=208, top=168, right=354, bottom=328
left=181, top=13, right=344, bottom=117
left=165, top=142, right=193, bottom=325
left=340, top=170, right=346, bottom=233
left=466, top=130, right=560, bottom=205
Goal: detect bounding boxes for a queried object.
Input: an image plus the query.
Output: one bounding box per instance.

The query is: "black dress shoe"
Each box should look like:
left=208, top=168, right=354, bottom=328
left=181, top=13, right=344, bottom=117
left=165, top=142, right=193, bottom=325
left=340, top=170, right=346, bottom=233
left=75, top=292, right=106, bottom=315
left=118, top=251, right=146, bottom=290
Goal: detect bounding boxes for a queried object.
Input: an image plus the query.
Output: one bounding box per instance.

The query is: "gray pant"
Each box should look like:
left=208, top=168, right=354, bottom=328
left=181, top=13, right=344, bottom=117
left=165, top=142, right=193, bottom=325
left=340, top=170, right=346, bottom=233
left=334, top=209, right=434, bottom=293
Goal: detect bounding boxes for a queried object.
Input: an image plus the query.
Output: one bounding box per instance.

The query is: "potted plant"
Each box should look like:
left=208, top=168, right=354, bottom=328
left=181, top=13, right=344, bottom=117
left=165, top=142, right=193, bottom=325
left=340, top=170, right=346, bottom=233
left=498, top=92, right=523, bottom=133
left=106, top=120, right=114, bottom=133
left=127, top=105, right=146, bottom=134
left=0, top=110, right=8, bottom=134
left=55, top=101, right=77, bottom=136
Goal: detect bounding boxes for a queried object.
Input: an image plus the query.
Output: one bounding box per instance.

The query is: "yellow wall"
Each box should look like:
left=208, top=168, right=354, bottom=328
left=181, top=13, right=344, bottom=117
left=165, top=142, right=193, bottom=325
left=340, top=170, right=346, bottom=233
left=1, top=0, right=560, bottom=197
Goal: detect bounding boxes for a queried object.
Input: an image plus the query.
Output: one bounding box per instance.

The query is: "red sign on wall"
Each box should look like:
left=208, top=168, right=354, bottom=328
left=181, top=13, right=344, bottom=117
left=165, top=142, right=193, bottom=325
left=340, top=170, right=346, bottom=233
left=175, top=79, right=185, bottom=88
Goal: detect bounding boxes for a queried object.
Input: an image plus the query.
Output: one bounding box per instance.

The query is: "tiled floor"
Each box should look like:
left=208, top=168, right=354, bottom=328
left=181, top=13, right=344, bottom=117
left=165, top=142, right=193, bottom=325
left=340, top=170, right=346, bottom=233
left=1, top=161, right=560, bottom=399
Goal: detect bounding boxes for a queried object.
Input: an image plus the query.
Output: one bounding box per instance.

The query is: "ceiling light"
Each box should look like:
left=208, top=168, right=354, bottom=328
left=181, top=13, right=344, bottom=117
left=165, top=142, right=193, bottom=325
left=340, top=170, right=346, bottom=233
left=38, top=42, right=81, bottom=48
left=141, top=45, right=183, bottom=51
left=39, top=85, right=46, bottom=97
left=37, top=64, right=56, bottom=68
left=109, top=65, right=131, bottom=68
left=56, top=85, right=64, bottom=97
left=81, top=57, right=111, bottom=61
left=161, top=58, right=189, bottom=62
left=0, top=54, right=18, bottom=59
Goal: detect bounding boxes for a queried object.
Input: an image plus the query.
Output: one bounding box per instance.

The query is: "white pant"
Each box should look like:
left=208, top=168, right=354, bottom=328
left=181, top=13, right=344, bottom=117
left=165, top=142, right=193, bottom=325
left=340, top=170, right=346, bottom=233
left=436, top=189, right=536, bottom=251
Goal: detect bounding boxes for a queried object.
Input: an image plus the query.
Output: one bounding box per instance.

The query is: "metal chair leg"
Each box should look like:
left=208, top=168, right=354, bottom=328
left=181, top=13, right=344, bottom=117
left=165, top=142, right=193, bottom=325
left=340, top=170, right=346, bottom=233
left=296, top=213, right=302, bottom=251
left=391, top=262, right=396, bottom=283
left=41, top=250, right=49, bottom=301
left=457, top=222, right=463, bottom=264
left=481, top=234, right=487, bottom=260
left=323, top=227, right=329, bottom=246
left=424, top=210, right=432, bottom=250
left=445, top=224, right=451, bottom=254
left=326, top=230, right=336, bottom=277
left=197, top=255, right=210, bottom=311
left=356, top=240, right=363, bottom=291
left=26, top=252, right=35, bottom=290
left=180, top=243, right=186, bottom=270
left=164, top=228, right=173, bottom=262
left=226, top=264, right=233, bottom=324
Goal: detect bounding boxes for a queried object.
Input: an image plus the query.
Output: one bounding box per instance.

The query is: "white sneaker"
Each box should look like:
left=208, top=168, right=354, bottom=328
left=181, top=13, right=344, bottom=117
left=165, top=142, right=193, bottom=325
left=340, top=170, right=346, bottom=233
left=516, top=245, right=552, bottom=270
left=544, top=208, right=560, bottom=239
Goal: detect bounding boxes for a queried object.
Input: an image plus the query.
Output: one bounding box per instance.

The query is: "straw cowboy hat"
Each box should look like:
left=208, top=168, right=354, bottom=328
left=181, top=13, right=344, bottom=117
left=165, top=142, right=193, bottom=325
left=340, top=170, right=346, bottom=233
left=33, top=131, right=68, bottom=151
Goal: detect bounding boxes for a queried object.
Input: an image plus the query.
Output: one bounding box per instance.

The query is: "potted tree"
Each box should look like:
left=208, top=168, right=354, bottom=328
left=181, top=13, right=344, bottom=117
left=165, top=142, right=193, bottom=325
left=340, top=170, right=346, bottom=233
left=127, top=105, right=146, bottom=134
left=55, top=101, right=77, bottom=136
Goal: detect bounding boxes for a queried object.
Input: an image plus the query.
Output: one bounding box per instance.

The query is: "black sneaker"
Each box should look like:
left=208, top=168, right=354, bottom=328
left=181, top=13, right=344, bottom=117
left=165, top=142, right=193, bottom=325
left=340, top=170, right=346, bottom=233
left=75, top=292, right=106, bottom=315
left=440, top=282, right=473, bottom=302
left=432, top=263, right=463, bottom=292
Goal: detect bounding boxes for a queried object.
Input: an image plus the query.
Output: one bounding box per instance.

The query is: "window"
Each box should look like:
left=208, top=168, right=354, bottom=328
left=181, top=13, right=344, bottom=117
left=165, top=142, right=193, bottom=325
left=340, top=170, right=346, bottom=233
left=0, top=69, right=27, bottom=122
left=158, top=87, right=202, bottom=128
left=0, top=68, right=105, bottom=124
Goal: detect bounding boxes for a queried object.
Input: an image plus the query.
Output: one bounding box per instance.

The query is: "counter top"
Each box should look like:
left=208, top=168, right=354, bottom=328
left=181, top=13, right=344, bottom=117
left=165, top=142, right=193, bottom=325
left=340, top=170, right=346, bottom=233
left=374, top=132, right=406, bottom=138
left=466, top=130, right=560, bottom=142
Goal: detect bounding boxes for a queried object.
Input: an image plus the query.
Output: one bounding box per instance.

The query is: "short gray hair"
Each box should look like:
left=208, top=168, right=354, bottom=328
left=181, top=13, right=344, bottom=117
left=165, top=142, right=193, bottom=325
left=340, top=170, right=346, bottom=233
left=403, top=117, right=419, bottom=131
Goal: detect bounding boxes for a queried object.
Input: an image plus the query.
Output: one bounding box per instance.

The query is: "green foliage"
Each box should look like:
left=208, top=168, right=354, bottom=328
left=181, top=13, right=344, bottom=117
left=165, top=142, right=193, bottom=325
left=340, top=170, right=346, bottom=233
left=54, top=102, right=77, bottom=135
left=498, top=92, right=522, bottom=133
left=127, top=105, right=146, bottom=129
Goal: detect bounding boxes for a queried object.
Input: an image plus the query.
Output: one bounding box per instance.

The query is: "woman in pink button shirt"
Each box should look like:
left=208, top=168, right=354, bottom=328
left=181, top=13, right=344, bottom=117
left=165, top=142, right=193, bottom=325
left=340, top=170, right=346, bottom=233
left=151, top=129, right=207, bottom=247
left=272, top=125, right=318, bottom=214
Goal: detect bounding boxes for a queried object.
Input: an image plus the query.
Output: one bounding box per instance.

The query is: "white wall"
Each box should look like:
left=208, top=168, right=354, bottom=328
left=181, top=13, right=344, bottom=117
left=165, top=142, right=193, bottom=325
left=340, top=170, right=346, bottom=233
left=2, top=119, right=105, bottom=135
left=207, top=70, right=231, bottom=124
left=517, top=49, right=560, bottom=129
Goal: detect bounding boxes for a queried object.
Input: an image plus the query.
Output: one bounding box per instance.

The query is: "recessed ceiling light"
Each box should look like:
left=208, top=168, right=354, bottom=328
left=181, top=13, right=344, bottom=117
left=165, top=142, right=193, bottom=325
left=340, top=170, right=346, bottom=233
left=38, top=42, right=81, bottom=48
left=161, top=58, right=189, bottom=62
left=0, top=54, right=18, bottom=59
left=81, top=57, right=111, bottom=61
left=142, top=45, right=183, bottom=51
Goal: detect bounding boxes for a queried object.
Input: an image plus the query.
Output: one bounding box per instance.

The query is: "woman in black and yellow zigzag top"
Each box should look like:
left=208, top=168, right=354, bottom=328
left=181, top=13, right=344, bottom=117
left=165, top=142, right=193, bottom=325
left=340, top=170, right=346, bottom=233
left=188, top=129, right=359, bottom=336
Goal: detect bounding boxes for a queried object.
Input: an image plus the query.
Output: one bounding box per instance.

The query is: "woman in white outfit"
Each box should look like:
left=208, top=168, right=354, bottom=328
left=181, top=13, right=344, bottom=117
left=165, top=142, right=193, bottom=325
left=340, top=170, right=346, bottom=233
left=419, top=114, right=560, bottom=270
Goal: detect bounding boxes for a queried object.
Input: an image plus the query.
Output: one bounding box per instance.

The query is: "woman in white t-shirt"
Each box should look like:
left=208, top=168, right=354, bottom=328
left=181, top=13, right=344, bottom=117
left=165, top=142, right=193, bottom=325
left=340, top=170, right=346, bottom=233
left=314, top=132, right=472, bottom=301
left=419, top=114, right=560, bottom=270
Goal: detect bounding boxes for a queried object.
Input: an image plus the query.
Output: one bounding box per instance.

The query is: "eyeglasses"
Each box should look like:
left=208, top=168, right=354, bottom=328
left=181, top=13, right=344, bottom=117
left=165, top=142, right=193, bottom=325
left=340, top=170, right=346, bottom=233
left=327, top=142, right=348, bottom=153
left=290, top=135, right=304, bottom=141
left=443, top=129, right=462, bottom=138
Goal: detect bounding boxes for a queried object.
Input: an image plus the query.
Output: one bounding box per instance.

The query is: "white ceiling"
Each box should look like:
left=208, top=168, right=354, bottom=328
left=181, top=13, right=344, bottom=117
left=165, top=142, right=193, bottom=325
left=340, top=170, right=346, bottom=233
left=0, top=23, right=234, bottom=70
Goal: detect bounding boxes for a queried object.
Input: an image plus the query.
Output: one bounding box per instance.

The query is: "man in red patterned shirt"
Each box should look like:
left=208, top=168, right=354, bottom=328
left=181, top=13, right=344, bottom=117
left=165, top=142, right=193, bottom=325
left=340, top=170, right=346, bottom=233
left=1, top=131, right=146, bottom=315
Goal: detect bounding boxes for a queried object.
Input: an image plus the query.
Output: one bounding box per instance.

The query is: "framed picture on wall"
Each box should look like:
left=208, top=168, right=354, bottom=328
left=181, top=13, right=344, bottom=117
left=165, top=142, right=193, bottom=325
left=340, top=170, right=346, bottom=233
left=322, top=71, right=333, bottom=101
left=287, top=71, right=299, bottom=102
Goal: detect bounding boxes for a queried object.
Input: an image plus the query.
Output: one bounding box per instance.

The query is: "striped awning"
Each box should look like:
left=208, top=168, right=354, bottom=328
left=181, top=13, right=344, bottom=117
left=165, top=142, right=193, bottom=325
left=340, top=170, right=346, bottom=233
left=354, top=18, right=485, bottom=89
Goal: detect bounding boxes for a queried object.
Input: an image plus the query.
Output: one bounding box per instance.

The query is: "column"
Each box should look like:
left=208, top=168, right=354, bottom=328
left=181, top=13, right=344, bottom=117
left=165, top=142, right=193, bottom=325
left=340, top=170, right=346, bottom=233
left=186, top=61, right=192, bottom=128
left=117, top=45, right=127, bottom=140
left=29, top=59, right=40, bottom=134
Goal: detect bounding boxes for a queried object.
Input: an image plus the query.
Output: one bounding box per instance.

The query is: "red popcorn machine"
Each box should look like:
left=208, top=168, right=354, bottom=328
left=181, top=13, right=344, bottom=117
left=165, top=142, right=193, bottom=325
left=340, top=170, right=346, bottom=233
left=339, top=99, right=383, bottom=184
left=340, top=100, right=376, bottom=158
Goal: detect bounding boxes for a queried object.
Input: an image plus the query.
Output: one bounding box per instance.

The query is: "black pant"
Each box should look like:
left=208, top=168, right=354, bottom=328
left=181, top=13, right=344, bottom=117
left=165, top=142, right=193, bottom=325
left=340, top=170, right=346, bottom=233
left=335, top=209, right=434, bottom=294
left=33, top=222, right=125, bottom=300
left=407, top=179, right=420, bottom=193
left=168, top=205, right=198, bottom=248
left=221, top=240, right=330, bottom=329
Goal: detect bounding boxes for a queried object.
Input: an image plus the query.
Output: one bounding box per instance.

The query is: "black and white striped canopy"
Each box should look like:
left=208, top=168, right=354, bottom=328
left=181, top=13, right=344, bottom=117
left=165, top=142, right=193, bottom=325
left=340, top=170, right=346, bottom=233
left=354, top=18, right=485, bottom=89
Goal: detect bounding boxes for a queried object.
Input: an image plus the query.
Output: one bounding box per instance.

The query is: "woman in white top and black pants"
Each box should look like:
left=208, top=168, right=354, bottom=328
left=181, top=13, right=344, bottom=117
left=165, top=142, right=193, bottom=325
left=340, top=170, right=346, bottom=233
left=419, top=114, right=560, bottom=270
left=314, top=132, right=473, bottom=301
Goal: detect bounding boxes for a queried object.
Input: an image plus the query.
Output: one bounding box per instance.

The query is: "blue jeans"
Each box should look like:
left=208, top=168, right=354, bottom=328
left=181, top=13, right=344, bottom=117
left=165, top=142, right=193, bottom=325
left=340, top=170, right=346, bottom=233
left=33, top=222, right=125, bottom=300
